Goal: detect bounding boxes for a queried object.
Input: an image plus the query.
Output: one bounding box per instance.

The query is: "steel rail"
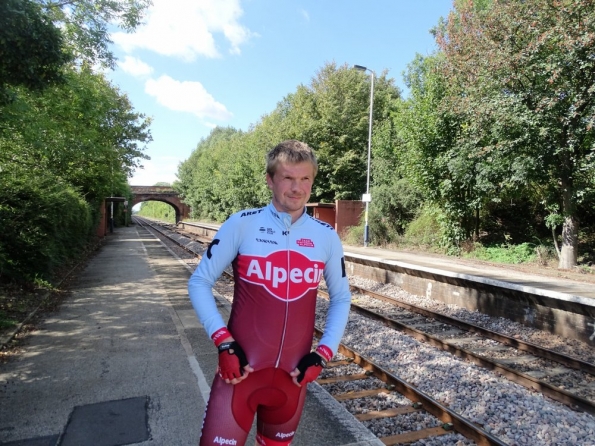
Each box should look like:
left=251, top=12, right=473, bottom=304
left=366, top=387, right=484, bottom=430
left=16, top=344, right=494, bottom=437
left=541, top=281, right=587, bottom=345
left=314, top=327, right=508, bottom=446
left=319, top=289, right=595, bottom=415
left=351, top=285, right=595, bottom=375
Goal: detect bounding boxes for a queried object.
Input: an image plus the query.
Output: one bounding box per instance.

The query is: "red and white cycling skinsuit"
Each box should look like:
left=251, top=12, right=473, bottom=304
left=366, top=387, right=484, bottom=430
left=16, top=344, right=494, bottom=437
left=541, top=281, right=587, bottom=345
left=188, top=203, right=351, bottom=445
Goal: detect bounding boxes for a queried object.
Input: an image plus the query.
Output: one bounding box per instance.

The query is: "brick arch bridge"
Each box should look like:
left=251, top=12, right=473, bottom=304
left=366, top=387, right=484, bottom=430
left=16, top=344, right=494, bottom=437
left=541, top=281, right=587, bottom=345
left=130, top=186, right=190, bottom=223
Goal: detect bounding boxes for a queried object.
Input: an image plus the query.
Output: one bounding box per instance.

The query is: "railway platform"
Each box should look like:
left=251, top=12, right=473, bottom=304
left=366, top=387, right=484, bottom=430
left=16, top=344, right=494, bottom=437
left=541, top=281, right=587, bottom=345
left=180, top=221, right=595, bottom=300
left=343, top=244, right=595, bottom=345
left=0, top=225, right=381, bottom=446
left=344, top=244, right=595, bottom=300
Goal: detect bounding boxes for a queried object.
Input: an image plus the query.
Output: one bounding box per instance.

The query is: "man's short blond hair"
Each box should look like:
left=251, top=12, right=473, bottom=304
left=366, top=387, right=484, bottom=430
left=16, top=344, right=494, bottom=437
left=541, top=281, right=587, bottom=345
left=266, top=140, right=318, bottom=178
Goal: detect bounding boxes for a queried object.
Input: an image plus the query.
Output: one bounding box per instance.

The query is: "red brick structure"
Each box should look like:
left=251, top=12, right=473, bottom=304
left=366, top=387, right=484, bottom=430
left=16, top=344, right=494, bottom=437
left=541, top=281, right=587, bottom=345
left=97, top=199, right=107, bottom=237
left=130, top=186, right=191, bottom=223
left=306, top=200, right=363, bottom=236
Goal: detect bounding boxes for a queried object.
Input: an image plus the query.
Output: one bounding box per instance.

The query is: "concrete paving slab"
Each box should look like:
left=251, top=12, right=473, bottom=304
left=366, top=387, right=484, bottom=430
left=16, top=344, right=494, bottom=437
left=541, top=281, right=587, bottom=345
left=176, top=309, right=202, bottom=330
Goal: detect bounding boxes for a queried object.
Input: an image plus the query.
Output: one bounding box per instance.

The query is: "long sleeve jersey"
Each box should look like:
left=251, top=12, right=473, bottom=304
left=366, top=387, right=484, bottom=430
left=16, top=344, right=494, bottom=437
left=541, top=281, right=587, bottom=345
left=188, top=202, right=352, bottom=373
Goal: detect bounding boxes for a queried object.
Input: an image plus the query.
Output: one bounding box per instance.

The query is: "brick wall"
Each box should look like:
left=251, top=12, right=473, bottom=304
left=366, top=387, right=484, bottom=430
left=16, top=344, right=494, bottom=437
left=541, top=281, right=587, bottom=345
left=335, top=200, right=363, bottom=236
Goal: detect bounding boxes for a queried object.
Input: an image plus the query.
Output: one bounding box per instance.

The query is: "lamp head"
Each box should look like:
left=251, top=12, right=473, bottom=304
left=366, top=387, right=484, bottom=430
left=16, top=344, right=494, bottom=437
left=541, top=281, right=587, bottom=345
left=353, top=64, right=367, bottom=72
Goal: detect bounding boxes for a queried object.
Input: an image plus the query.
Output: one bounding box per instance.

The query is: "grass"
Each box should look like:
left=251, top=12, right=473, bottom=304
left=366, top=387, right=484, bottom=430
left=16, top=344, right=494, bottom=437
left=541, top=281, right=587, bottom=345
left=462, top=242, right=538, bottom=264
left=0, top=310, right=17, bottom=329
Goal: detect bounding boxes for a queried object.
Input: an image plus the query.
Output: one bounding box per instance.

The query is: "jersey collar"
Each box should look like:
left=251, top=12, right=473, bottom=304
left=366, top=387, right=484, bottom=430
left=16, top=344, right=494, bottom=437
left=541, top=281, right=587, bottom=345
left=267, top=202, right=309, bottom=229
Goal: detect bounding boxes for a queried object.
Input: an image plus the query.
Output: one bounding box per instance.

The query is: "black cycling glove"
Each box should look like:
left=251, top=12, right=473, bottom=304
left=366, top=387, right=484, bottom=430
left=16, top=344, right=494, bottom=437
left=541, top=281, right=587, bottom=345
left=218, top=341, right=249, bottom=380
left=295, top=351, right=327, bottom=384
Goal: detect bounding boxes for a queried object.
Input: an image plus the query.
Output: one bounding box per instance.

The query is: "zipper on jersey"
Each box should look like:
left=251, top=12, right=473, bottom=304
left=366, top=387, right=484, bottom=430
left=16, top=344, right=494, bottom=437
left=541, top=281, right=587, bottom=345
left=275, top=218, right=291, bottom=368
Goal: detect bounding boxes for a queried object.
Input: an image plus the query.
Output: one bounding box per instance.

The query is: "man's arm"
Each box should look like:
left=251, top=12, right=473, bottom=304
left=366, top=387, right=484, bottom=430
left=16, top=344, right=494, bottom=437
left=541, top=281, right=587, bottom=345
left=318, top=232, right=351, bottom=355
left=187, top=216, right=254, bottom=383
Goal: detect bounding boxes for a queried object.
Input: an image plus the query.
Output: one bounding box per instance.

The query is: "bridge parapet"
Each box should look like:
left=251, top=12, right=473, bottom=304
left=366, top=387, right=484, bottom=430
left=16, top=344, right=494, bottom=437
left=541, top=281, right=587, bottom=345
left=130, top=186, right=178, bottom=194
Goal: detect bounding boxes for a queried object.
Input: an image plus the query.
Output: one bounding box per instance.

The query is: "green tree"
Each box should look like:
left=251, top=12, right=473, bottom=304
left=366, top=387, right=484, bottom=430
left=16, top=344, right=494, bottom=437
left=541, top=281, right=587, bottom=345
left=280, top=62, right=400, bottom=202
left=0, top=139, right=94, bottom=282
left=176, top=62, right=401, bottom=233
left=137, top=200, right=175, bottom=223
left=176, top=127, right=249, bottom=220
left=1, top=68, right=151, bottom=203
left=392, top=54, right=477, bottom=248
left=437, top=0, right=595, bottom=268
left=39, top=0, right=152, bottom=68
left=0, top=0, right=70, bottom=101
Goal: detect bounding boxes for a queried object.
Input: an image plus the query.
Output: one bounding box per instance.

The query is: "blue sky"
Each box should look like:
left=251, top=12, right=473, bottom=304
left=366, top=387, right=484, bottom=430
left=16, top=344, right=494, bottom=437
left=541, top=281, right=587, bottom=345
left=107, top=1, right=453, bottom=186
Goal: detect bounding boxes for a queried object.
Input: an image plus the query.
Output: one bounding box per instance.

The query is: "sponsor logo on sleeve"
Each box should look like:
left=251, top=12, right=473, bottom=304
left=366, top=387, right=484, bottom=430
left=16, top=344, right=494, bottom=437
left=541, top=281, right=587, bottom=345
left=237, top=250, right=324, bottom=301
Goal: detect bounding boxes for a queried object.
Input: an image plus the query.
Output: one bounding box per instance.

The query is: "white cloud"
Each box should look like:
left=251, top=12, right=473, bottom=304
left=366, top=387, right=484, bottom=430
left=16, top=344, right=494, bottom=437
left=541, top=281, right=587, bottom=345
left=119, top=56, right=154, bottom=77
left=300, top=9, right=310, bottom=22
left=129, top=156, right=180, bottom=186
left=111, top=0, right=255, bottom=61
left=145, top=75, right=233, bottom=121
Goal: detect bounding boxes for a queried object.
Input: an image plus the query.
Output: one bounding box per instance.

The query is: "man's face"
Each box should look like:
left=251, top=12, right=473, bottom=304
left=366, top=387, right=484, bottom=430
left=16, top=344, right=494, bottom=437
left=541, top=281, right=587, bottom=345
left=266, top=161, right=315, bottom=220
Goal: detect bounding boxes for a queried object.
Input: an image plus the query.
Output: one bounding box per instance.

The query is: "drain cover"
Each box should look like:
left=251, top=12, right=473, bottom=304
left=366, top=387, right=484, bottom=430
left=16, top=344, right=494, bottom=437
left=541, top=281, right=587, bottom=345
left=60, top=396, right=149, bottom=446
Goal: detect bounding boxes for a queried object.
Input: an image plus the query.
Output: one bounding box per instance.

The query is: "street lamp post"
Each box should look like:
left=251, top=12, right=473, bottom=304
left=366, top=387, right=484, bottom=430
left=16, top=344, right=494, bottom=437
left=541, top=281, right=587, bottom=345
left=354, top=64, right=374, bottom=247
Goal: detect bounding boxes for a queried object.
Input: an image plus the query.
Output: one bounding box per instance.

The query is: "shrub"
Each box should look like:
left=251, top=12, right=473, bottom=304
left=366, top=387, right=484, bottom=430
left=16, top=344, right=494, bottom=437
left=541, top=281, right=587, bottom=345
left=0, top=162, right=94, bottom=283
left=341, top=224, right=365, bottom=246
left=403, top=206, right=443, bottom=249
left=367, top=180, right=424, bottom=245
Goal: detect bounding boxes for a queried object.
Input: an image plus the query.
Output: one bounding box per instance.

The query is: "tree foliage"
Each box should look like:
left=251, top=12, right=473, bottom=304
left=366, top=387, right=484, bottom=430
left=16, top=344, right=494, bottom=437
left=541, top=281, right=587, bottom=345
left=2, top=68, right=151, bottom=203
left=0, top=0, right=152, bottom=284
left=39, top=0, right=152, bottom=68
left=0, top=147, right=93, bottom=281
left=136, top=200, right=176, bottom=223
left=0, top=0, right=70, bottom=101
left=177, top=63, right=400, bottom=227
left=436, top=0, right=595, bottom=267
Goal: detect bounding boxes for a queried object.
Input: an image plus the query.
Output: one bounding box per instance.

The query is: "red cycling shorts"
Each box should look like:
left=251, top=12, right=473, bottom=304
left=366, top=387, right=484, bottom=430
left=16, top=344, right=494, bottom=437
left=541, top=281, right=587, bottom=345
left=199, top=367, right=308, bottom=445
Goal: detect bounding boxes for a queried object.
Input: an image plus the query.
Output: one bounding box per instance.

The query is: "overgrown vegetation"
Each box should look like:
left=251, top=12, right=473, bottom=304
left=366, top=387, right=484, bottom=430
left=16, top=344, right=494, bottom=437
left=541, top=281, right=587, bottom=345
left=0, top=0, right=151, bottom=286
left=135, top=201, right=176, bottom=223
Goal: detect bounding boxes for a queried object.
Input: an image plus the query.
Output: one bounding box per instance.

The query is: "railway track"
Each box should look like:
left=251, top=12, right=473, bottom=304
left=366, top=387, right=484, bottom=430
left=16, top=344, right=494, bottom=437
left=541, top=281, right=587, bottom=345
left=134, top=216, right=595, bottom=444
left=321, top=287, right=595, bottom=416
left=315, top=333, right=507, bottom=446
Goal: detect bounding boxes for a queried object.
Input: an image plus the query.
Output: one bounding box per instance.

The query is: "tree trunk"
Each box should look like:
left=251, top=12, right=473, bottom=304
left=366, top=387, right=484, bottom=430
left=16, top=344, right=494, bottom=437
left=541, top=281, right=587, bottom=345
left=558, top=216, right=578, bottom=269
left=558, top=179, right=578, bottom=269
left=474, top=206, right=480, bottom=242
left=551, top=226, right=560, bottom=259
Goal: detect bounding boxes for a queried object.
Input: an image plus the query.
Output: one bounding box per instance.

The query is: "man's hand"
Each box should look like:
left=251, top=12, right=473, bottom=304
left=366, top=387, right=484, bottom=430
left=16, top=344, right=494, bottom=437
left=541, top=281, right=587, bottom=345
left=290, top=351, right=327, bottom=387
left=217, top=341, right=253, bottom=384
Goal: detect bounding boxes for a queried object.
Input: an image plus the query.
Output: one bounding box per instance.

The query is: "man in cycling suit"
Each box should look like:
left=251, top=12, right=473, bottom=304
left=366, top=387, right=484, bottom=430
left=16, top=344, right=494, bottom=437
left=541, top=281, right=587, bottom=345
left=188, top=140, right=352, bottom=445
